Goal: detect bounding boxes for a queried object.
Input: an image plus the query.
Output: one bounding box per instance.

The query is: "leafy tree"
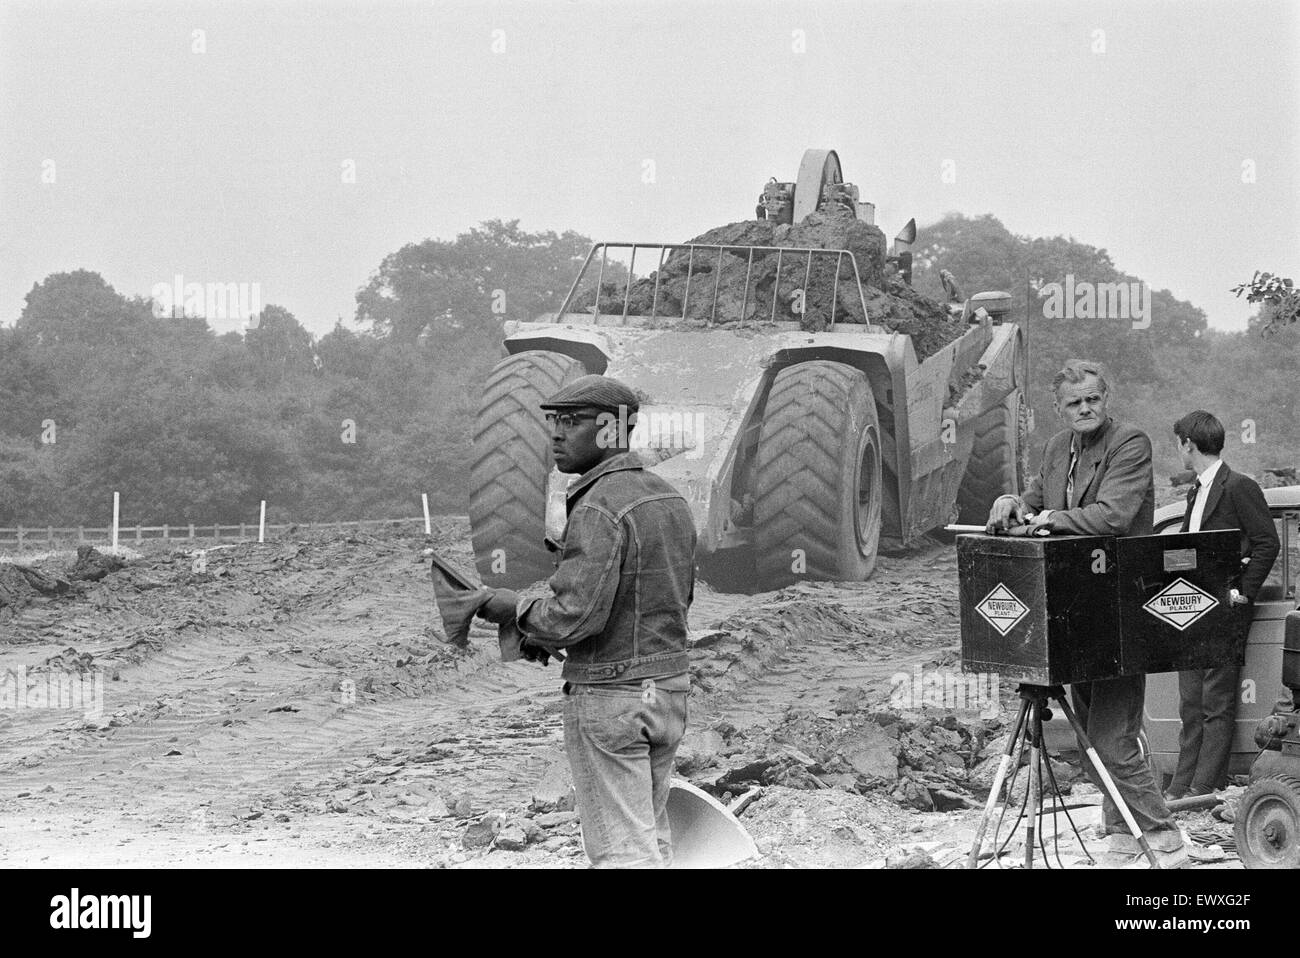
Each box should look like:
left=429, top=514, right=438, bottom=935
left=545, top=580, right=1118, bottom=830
left=0, top=329, right=62, bottom=440
left=245, top=304, right=314, bottom=384
left=1232, top=272, right=1299, bottom=334
left=17, top=270, right=153, bottom=348
left=914, top=213, right=1209, bottom=451
left=61, top=383, right=298, bottom=524
left=354, top=219, right=591, bottom=345
left=0, top=435, right=60, bottom=524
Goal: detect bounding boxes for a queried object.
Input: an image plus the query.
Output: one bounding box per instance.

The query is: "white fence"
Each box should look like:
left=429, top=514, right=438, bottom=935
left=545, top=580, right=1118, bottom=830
left=0, top=517, right=439, bottom=548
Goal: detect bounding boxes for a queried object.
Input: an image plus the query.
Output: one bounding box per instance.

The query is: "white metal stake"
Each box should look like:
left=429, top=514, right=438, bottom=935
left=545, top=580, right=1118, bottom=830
left=422, top=494, right=432, bottom=535
left=259, top=500, right=266, bottom=543
left=111, top=492, right=119, bottom=551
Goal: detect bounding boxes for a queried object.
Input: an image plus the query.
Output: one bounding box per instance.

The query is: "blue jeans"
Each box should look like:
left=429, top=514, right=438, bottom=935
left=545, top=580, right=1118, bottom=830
left=563, top=677, right=688, bottom=868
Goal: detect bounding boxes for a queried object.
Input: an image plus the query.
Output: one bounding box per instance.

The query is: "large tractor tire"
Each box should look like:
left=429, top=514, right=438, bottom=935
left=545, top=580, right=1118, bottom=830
left=1236, top=774, right=1300, bottom=869
left=469, top=350, right=586, bottom=589
left=753, top=361, right=882, bottom=589
left=956, top=387, right=1028, bottom=525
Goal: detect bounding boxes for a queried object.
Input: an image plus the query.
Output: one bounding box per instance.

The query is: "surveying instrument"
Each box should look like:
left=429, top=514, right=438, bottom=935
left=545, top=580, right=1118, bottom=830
left=951, top=525, right=1244, bottom=869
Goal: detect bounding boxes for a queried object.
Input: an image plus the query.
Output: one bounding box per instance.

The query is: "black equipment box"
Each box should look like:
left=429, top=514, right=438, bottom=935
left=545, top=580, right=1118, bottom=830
left=958, top=534, right=1120, bottom=685
left=958, top=530, right=1241, bottom=684
left=1115, top=532, right=1244, bottom=674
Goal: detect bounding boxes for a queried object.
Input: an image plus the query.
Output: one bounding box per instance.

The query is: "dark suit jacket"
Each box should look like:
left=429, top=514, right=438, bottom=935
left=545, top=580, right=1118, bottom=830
left=1179, top=462, right=1280, bottom=601
left=1021, top=416, right=1155, bottom=537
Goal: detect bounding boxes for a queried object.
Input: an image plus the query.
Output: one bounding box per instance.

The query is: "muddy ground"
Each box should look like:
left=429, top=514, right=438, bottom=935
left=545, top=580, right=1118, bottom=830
left=0, top=523, right=1238, bottom=869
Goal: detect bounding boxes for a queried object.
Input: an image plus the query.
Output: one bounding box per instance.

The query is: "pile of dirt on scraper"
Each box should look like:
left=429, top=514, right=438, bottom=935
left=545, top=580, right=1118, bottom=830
left=571, top=210, right=967, bottom=362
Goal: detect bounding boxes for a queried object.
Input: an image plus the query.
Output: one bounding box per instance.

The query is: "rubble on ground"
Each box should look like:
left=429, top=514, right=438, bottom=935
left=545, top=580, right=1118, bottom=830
left=68, top=545, right=126, bottom=582
left=677, top=704, right=1012, bottom=812
left=571, top=210, right=968, bottom=361
left=0, top=545, right=124, bottom=617
left=0, top=563, right=69, bottom=613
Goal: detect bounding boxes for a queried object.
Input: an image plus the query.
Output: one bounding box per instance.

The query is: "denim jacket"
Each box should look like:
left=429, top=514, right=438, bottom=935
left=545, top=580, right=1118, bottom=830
left=516, top=451, right=696, bottom=684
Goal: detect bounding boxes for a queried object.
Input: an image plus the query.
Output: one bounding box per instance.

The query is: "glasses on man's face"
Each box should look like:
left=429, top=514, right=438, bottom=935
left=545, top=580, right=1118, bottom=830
left=544, top=412, right=601, bottom=431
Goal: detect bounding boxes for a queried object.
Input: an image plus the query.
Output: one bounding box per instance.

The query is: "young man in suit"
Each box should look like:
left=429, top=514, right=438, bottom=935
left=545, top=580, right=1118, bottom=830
left=1166, top=410, right=1280, bottom=799
left=987, top=359, right=1186, bottom=867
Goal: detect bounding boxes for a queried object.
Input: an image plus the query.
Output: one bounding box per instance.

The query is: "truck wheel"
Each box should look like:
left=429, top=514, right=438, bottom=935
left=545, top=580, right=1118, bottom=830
left=956, top=387, right=1027, bottom=525
left=1235, top=774, right=1300, bottom=869
left=469, top=350, right=586, bottom=588
left=754, top=361, right=882, bottom=588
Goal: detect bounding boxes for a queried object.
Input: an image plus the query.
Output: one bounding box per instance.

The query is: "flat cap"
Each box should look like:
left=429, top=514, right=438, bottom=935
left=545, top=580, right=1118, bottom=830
left=539, top=374, right=640, bottom=413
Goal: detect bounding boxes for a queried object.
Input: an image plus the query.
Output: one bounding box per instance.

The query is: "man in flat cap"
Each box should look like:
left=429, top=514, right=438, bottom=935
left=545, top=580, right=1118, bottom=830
left=478, top=374, right=697, bottom=867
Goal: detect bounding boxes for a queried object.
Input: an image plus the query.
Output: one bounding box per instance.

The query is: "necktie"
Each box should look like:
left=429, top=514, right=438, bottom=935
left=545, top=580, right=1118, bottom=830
left=1065, top=443, right=1079, bottom=507
left=1185, top=478, right=1201, bottom=531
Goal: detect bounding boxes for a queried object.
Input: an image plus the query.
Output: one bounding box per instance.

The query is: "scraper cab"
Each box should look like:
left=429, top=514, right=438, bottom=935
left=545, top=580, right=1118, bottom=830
left=468, top=149, right=1028, bottom=592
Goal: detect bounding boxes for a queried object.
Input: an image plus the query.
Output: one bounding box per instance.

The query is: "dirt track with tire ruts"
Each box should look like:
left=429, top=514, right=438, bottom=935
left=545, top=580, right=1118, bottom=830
left=0, top=523, right=1236, bottom=868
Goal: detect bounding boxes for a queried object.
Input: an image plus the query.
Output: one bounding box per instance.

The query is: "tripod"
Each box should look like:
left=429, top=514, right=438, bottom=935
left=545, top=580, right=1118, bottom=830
left=965, top=684, right=1161, bottom=869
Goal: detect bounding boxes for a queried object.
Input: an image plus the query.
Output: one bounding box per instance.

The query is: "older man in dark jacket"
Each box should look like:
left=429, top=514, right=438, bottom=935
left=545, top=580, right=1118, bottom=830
left=480, top=374, right=696, bottom=868
left=987, top=359, right=1186, bottom=867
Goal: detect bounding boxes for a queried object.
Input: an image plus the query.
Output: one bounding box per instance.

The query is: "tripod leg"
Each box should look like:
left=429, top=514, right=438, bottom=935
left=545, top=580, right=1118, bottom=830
left=1001, top=709, right=1030, bottom=808
left=1054, top=693, right=1160, bottom=868
left=1025, top=699, right=1041, bottom=869
left=966, top=697, right=1030, bottom=869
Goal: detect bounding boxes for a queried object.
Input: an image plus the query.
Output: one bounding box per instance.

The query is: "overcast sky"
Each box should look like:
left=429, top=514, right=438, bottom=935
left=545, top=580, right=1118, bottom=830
left=2, top=0, right=1296, bottom=336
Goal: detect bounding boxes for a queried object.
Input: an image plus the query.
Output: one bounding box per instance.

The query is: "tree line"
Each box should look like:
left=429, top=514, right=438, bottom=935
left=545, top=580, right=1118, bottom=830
left=912, top=213, right=1298, bottom=491
left=0, top=213, right=1294, bottom=525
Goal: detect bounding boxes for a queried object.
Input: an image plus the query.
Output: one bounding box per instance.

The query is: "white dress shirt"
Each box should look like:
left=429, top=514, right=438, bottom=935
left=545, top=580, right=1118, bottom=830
left=1187, top=458, right=1223, bottom=533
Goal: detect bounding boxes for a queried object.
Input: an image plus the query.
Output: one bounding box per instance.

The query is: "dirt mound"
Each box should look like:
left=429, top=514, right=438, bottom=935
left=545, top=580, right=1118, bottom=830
left=1, top=546, right=128, bottom=620
left=68, top=546, right=126, bottom=582
left=38, top=647, right=97, bottom=673
left=572, top=211, right=967, bottom=360
left=0, top=563, right=69, bottom=613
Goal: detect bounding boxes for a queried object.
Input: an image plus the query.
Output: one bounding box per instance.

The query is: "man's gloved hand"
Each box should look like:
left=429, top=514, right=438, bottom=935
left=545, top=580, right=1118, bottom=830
left=986, top=495, right=1028, bottom=534
left=477, top=588, right=520, bottom=624
left=519, top=639, right=552, bottom=666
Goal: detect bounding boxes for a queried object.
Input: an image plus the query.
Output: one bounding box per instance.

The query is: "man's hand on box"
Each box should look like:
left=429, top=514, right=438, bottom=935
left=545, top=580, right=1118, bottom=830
left=478, top=588, right=520, bottom=624
left=1026, top=509, right=1054, bottom=531
left=986, top=495, right=1028, bottom=534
